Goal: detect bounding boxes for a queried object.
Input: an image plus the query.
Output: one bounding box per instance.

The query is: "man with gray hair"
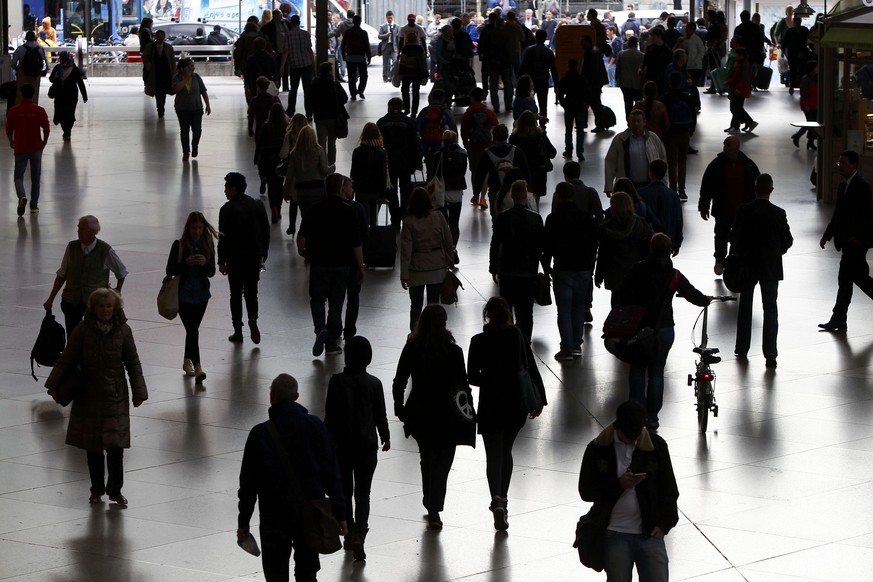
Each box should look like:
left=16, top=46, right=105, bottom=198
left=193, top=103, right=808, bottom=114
left=238, top=373, right=347, bottom=582
left=43, top=215, right=128, bottom=338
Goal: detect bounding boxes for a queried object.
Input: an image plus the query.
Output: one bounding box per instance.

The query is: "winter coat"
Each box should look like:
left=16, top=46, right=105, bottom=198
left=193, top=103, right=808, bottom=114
left=46, top=310, right=147, bottom=452
left=595, top=214, right=653, bottom=290
left=603, top=129, right=667, bottom=193
left=489, top=204, right=544, bottom=276
left=350, top=144, right=389, bottom=202
left=698, top=151, right=760, bottom=219
left=616, top=257, right=710, bottom=328
left=400, top=211, right=453, bottom=280
left=434, top=143, right=468, bottom=191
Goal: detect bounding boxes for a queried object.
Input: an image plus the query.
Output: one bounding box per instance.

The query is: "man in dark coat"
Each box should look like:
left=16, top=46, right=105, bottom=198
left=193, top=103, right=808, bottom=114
left=238, top=374, right=347, bottom=581
left=377, top=97, right=422, bottom=227
left=698, top=135, right=759, bottom=275
left=730, top=174, right=793, bottom=367
left=518, top=29, right=559, bottom=124
left=819, top=150, right=873, bottom=332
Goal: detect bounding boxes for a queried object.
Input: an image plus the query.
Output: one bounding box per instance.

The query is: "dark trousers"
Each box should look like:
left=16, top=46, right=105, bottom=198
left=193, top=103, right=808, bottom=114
left=620, top=87, right=641, bottom=119
left=155, top=91, right=168, bottom=116
left=286, top=66, right=313, bottom=117
left=416, top=440, right=456, bottom=513
left=440, top=202, right=462, bottom=248
left=260, top=522, right=320, bottom=582
left=488, top=65, right=514, bottom=113
left=628, top=326, right=675, bottom=426
left=388, top=166, right=411, bottom=226
left=499, top=275, right=535, bottom=341
left=175, top=108, right=203, bottom=155
left=831, top=246, right=873, bottom=324
left=86, top=448, right=124, bottom=496
left=60, top=299, right=88, bottom=341
left=481, top=426, right=522, bottom=499
left=400, top=76, right=421, bottom=115
left=664, top=131, right=690, bottom=193
left=347, top=60, right=368, bottom=97
left=179, top=301, right=208, bottom=364
left=228, top=260, right=261, bottom=328
left=267, top=174, right=285, bottom=215
left=409, top=283, right=442, bottom=331
left=713, top=214, right=734, bottom=262
left=336, top=449, right=378, bottom=531
left=309, top=265, right=349, bottom=347
left=344, top=268, right=361, bottom=340
left=729, top=94, right=753, bottom=129
left=736, top=279, right=779, bottom=357
left=534, top=84, right=550, bottom=123
left=563, top=109, right=587, bottom=157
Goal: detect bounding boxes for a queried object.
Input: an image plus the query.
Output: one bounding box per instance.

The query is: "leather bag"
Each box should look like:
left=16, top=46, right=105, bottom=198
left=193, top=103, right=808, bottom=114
left=157, top=274, right=180, bottom=320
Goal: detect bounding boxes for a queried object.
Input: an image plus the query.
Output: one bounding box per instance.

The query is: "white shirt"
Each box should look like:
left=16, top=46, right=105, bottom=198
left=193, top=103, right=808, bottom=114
left=57, top=239, right=129, bottom=280
left=608, top=430, right=643, bottom=533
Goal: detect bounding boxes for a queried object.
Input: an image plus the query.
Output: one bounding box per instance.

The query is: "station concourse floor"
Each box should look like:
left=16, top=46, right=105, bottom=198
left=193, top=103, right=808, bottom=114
left=1, top=73, right=873, bottom=582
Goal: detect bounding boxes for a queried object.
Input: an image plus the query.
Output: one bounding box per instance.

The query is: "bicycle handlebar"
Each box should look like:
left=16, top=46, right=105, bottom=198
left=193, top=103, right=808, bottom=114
left=712, top=295, right=737, bottom=302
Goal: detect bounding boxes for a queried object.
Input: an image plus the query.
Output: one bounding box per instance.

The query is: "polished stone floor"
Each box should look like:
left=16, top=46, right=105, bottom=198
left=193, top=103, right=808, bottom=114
left=1, top=70, right=872, bottom=582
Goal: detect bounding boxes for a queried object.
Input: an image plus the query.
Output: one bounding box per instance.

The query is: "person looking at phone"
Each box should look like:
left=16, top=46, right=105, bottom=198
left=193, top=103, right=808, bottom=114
left=578, top=400, right=679, bottom=582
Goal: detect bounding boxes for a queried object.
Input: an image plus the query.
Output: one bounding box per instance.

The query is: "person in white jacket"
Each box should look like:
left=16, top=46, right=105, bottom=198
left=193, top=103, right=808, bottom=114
left=603, top=109, right=666, bottom=196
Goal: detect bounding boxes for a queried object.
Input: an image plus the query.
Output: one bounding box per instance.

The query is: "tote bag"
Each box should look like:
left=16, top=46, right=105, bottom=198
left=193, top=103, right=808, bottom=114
left=157, top=274, right=180, bottom=320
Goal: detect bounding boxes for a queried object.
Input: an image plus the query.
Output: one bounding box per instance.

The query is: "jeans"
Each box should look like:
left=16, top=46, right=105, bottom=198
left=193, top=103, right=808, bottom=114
left=664, top=131, right=690, bottom=193
left=175, top=108, right=203, bottom=155
left=344, top=268, right=362, bottom=340
left=553, top=270, right=591, bottom=352
left=347, top=58, right=369, bottom=97
left=628, top=326, right=675, bottom=426
left=86, top=448, right=124, bottom=496
left=481, top=426, right=522, bottom=499
left=400, top=76, right=421, bottom=116
left=315, top=119, right=337, bottom=166
left=309, top=265, right=349, bottom=347
left=831, top=246, right=873, bottom=325
left=563, top=109, right=587, bottom=157
left=606, top=57, right=617, bottom=87
left=488, top=65, right=514, bottom=113
left=286, top=66, right=313, bottom=117
left=729, top=94, right=753, bottom=129
left=604, top=530, right=669, bottom=582
left=14, top=151, right=42, bottom=207
left=440, top=202, right=462, bottom=247
left=227, top=260, right=261, bottom=328
left=408, top=283, right=441, bottom=331
left=336, top=449, right=378, bottom=531
left=499, top=275, right=535, bottom=341
left=736, top=279, right=779, bottom=357
left=416, top=440, right=456, bottom=513
left=260, top=522, right=320, bottom=582
left=179, top=301, right=208, bottom=364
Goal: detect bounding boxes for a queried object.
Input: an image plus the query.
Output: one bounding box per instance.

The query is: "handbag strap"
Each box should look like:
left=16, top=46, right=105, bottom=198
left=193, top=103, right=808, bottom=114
left=516, top=327, right=529, bottom=372
left=265, top=419, right=310, bottom=507
left=652, top=270, right=681, bottom=328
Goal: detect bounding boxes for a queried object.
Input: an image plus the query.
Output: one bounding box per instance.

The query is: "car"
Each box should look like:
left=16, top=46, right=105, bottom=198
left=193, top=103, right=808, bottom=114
left=152, top=21, right=240, bottom=45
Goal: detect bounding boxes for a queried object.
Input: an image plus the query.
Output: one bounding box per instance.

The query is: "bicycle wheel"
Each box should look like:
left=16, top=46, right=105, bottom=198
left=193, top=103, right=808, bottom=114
left=697, top=380, right=712, bottom=432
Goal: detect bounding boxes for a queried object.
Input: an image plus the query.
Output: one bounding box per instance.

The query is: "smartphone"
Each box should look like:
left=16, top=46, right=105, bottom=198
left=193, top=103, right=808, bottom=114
left=632, top=472, right=647, bottom=477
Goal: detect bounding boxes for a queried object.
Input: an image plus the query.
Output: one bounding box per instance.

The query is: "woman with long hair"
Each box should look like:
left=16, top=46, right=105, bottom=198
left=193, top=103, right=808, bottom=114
left=350, top=122, right=390, bottom=226
left=171, top=58, right=211, bottom=162
left=596, top=192, right=654, bottom=305
left=633, top=80, right=670, bottom=140
left=277, top=113, right=309, bottom=233
left=509, top=110, right=556, bottom=205
left=255, top=102, right=289, bottom=224
left=400, top=187, right=454, bottom=330
left=612, top=177, right=662, bottom=231
left=392, top=305, right=472, bottom=529
left=166, top=211, right=217, bottom=383
left=467, top=296, right=546, bottom=531
left=48, top=51, right=87, bottom=141
left=46, top=288, right=148, bottom=507
left=283, top=124, right=334, bottom=231
left=512, top=74, right=540, bottom=122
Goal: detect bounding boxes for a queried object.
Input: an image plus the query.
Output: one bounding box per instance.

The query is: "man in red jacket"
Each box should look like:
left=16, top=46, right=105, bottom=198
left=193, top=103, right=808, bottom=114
left=5, top=83, right=50, bottom=216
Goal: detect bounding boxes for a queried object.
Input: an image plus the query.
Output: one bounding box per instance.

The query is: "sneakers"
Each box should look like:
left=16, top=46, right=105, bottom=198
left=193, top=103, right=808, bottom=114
left=325, top=345, right=343, bottom=356
left=490, top=497, right=508, bottom=531
left=183, top=358, right=195, bottom=376
left=249, top=319, right=261, bottom=344
left=743, top=121, right=759, bottom=133
left=714, top=262, right=724, bottom=276
left=194, top=364, right=206, bottom=384
left=30, top=207, right=39, bottom=216
left=228, top=329, right=244, bottom=343
left=554, top=350, right=575, bottom=361
left=312, top=329, right=328, bottom=356
left=427, top=511, right=443, bottom=530
left=479, top=197, right=488, bottom=211
left=17, top=197, right=27, bottom=217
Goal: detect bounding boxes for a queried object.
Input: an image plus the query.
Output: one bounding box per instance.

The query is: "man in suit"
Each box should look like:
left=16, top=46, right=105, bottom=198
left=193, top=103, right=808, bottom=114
left=730, top=174, right=793, bottom=368
left=819, top=150, right=873, bottom=332
left=378, top=11, right=398, bottom=83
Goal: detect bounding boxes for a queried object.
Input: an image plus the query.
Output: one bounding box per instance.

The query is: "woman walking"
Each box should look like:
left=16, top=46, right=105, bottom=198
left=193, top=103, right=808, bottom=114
left=255, top=103, right=288, bottom=224
left=172, top=57, right=211, bottom=161
left=48, top=51, right=87, bottom=141
left=45, top=288, right=148, bottom=507
left=508, top=110, right=556, bottom=204
left=393, top=305, right=472, bottom=529
left=309, top=61, right=348, bottom=166
left=282, top=124, right=334, bottom=229
left=349, top=122, right=390, bottom=227
left=467, top=296, right=546, bottom=531
left=400, top=187, right=454, bottom=331
left=725, top=48, right=756, bottom=134
left=277, top=113, right=310, bottom=235
left=166, top=211, right=217, bottom=384
left=432, top=130, right=468, bottom=263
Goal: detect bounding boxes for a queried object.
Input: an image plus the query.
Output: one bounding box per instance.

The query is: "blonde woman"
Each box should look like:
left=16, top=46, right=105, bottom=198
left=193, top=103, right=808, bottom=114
left=509, top=110, right=556, bottom=205
left=256, top=103, right=289, bottom=224
left=283, top=125, right=334, bottom=233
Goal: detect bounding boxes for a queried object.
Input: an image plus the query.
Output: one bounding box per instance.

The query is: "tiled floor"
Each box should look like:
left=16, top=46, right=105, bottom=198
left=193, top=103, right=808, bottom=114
left=1, top=70, right=872, bottom=581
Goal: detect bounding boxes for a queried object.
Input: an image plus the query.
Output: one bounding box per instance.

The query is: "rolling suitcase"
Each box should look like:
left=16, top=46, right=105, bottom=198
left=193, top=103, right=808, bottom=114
left=365, top=206, right=397, bottom=269
left=754, top=64, right=773, bottom=90
left=595, top=105, right=617, bottom=129
left=710, top=67, right=729, bottom=94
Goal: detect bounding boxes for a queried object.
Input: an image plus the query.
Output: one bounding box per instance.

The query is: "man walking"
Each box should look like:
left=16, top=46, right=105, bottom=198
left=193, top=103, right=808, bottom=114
left=11, top=31, right=47, bottom=105
left=43, top=215, right=128, bottom=338
left=5, top=83, right=49, bottom=217
left=615, top=36, right=645, bottom=119
left=557, top=59, right=591, bottom=161
left=377, top=98, right=422, bottom=227
left=237, top=373, right=347, bottom=582
left=638, top=159, right=684, bottom=253
left=604, top=109, right=666, bottom=196
left=819, top=150, right=873, bottom=332
left=731, top=174, right=793, bottom=367
left=378, top=11, right=398, bottom=83
left=341, top=15, right=371, bottom=101
left=297, top=173, right=364, bottom=357
left=578, top=400, right=679, bottom=582
left=218, top=172, right=271, bottom=344
left=285, top=15, right=314, bottom=119
left=698, top=135, right=759, bottom=275
left=518, top=29, right=559, bottom=123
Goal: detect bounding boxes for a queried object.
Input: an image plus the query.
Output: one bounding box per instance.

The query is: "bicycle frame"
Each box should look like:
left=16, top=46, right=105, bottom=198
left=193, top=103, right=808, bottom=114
left=688, top=296, right=735, bottom=432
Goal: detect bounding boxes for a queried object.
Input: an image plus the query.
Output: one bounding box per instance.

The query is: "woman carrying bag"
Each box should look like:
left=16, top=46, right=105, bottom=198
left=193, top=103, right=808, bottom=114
left=48, top=51, right=87, bottom=141
left=432, top=130, right=467, bottom=265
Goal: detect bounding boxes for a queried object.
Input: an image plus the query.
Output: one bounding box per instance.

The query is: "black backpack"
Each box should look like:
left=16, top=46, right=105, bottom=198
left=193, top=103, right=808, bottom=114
left=31, top=310, right=66, bottom=380
left=21, top=45, right=45, bottom=77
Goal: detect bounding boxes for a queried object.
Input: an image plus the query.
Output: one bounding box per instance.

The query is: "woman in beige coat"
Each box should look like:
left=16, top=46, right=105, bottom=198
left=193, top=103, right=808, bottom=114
left=46, top=288, right=148, bottom=507
left=400, top=187, right=454, bottom=331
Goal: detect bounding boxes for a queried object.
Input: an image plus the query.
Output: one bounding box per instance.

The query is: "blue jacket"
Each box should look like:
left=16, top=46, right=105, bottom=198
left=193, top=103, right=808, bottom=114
left=638, top=181, right=684, bottom=252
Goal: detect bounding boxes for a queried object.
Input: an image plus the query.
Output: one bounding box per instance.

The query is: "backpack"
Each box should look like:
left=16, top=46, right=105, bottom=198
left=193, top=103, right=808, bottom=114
left=421, top=105, right=446, bottom=144
left=667, top=94, right=694, bottom=132
left=469, top=108, right=493, bottom=146
left=486, top=147, right=516, bottom=185
left=21, top=45, right=45, bottom=77
left=31, top=310, right=66, bottom=380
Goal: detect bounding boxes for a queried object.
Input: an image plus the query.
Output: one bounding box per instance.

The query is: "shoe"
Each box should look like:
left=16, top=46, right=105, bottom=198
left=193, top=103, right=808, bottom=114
left=789, top=87, right=794, bottom=96
left=17, top=197, right=27, bottom=217
left=158, top=111, right=165, bottom=118
left=89, top=494, right=102, bottom=504
left=792, top=134, right=800, bottom=148
left=470, top=194, right=479, bottom=205
left=743, top=121, right=759, bottom=133
left=578, top=153, right=585, bottom=161
left=249, top=320, right=261, bottom=344
left=724, top=127, right=732, bottom=133
left=765, top=357, right=778, bottom=369
left=704, top=87, right=716, bottom=94
left=350, top=95, right=357, bottom=101
left=818, top=321, right=847, bottom=331
left=62, top=133, right=71, bottom=141
left=182, top=152, right=189, bottom=162
left=286, top=225, right=295, bottom=236
left=30, top=207, right=39, bottom=216
left=453, top=249, right=459, bottom=265
left=108, top=494, right=128, bottom=507
left=325, top=345, right=343, bottom=356
left=687, top=146, right=698, bottom=154
left=491, top=497, right=508, bottom=531
left=228, top=329, right=244, bottom=343
left=183, top=358, right=195, bottom=376
left=807, top=142, right=817, bottom=151
left=571, top=347, right=583, bottom=357
left=194, top=364, right=206, bottom=384
left=646, top=422, right=659, bottom=432
left=259, top=180, right=267, bottom=195
left=734, top=351, right=748, bottom=359
left=562, top=150, right=572, bottom=158
left=427, top=512, right=443, bottom=530
left=591, top=127, right=606, bottom=133
left=554, top=350, right=575, bottom=361
left=714, top=262, right=724, bottom=276
left=312, top=329, right=328, bottom=356
left=479, top=198, right=488, bottom=210
left=584, top=309, right=593, bottom=323
left=678, top=190, right=688, bottom=201
left=359, top=93, right=365, bottom=100
left=192, top=146, right=198, bottom=158
left=727, top=127, right=740, bottom=135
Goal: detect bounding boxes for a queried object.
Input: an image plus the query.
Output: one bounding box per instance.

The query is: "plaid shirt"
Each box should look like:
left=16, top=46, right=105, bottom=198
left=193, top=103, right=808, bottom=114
left=286, top=25, right=313, bottom=69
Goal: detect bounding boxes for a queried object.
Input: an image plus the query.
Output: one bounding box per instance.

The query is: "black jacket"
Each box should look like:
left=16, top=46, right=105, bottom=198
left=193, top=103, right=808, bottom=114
left=616, top=257, right=711, bottom=328
left=557, top=69, right=591, bottom=111
left=472, top=142, right=530, bottom=196
left=377, top=111, right=422, bottom=171
left=217, top=194, right=270, bottom=266
left=578, top=424, right=679, bottom=536
left=698, top=151, right=760, bottom=219
left=435, top=143, right=468, bottom=191
left=350, top=144, right=389, bottom=199
left=823, top=174, right=873, bottom=251
left=490, top=205, right=544, bottom=276
left=325, top=369, right=390, bottom=455
left=244, top=49, right=278, bottom=87
left=542, top=202, right=597, bottom=273
left=730, top=198, right=793, bottom=281
left=309, top=74, right=348, bottom=121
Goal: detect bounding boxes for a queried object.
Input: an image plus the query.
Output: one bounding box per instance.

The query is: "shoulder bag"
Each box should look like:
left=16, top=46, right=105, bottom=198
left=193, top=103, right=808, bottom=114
left=516, top=328, right=543, bottom=414
left=533, top=273, right=552, bottom=306
left=157, top=243, right=184, bottom=320
left=440, top=269, right=464, bottom=305
left=335, top=84, right=350, bottom=139
left=573, top=507, right=610, bottom=571
left=50, top=365, right=87, bottom=407
left=426, top=155, right=446, bottom=208
left=265, top=420, right=343, bottom=555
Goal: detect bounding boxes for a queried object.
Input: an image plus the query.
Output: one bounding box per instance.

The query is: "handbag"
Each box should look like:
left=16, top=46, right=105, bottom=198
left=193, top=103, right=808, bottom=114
left=426, top=156, right=446, bottom=208
left=533, top=273, right=552, bottom=306
left=275, top=156, right=289, bottom=178
left=48, top=78, right=61, bottom=99
left=440, top=269, right=464, bottom=305
left=335, top=90, right=350, bottom=139
left=516, top=329, right=543, bottom=414
left=573, top=508, right=609, bottom=572
left=50, top=366, right=87, bottom=407
left=265, top=420, right=343, bottom=555
left=157, top=274, right=180, bottom=320
left=721, top=254, right=743, bottom=293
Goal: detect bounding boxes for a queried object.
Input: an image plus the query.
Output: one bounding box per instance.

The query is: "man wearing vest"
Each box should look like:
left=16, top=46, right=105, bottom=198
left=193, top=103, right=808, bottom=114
left=43, top=215, right=128, bottom=339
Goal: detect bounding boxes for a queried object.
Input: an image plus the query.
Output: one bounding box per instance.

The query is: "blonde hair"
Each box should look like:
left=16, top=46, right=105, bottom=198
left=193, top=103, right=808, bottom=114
left=292, top=125, right=322, bottom=160
left=442, top=130, right=458, bottom=144
left=88, top=288, right=123, bottom=311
